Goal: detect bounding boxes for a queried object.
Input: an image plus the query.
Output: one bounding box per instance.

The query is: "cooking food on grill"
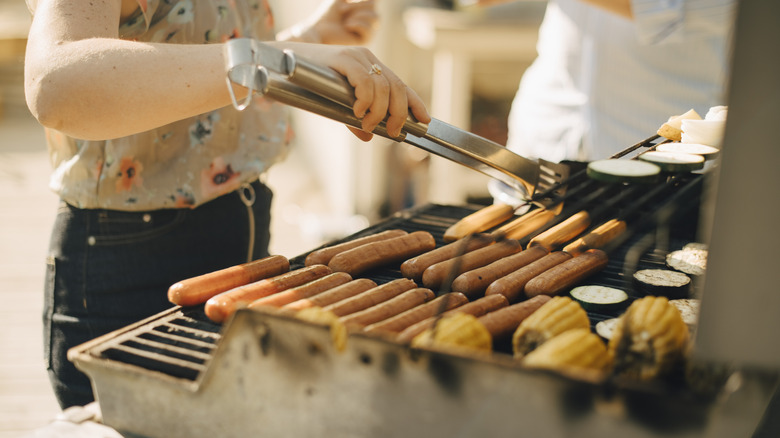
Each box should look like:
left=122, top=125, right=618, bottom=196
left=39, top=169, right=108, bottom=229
left=670, top=298, right=701, bottom=326
left=304, top=229, right=408, bottom=266
left=655, top=143, right=720, bottom=160
left=340, top=288, right=435, bottom=328
left=485, top=251, right=573, bottom=303
left=204, top=264, right=332, bottom=323
left=608, top=296, right=690, bottom=381
left=638, top=151, right=705, bottom=173
left=477, top=295, right=552, bottom=345
left=400, top=233, right=495, bottom=283
left=295, top=306, right=348, bottom=352
left=656, top=108, right=702, bottom=142
left=524, top=249, right=610, bottom=298
left=561, top=218, right=627, bottom=255
left=328, top=231, right=436, bottom=276
left=522, top=328, right=612, bottom=375
left=586, top=159, right=661, bottom=184
left=283, top=278, right=377, bottom=311
left=247, top=272, right=352, bottom=309
left=167, top=254, right=290, bottom=306
left=633, top=268, right=691, bottom=298
left=396, top=294, right=510, bottom=343
left=512, top=296, right=590, bottom=358
left=411, top=313, right=493, bottom=353
left=666, top=244, right=708, bottom=276
left=443, top=202, right=515, bottom=242
left=569, top=285, right=629, bottom=313
left=528, top=210, right=592, bottom=251
left=363, top=292, right=469, bottom=335
left=490, top=209, right=555, bottom=241
left=451, top=246, right=549, bottom=299
left=421, top=238, right=523, bottom=290
left=323, top=278, right=417, bottom=317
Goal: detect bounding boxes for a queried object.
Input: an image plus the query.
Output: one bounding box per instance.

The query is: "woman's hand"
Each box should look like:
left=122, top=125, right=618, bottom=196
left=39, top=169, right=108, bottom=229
left=278, top=0, right=379, bottom=46
left=288, top=43, right=431, bottom=142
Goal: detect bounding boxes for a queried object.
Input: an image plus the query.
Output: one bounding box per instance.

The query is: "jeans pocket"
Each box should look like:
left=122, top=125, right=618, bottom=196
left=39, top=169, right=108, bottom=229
left=89, top=209, right=189, bottom=247
left=43, top=255, right=56, bottom=370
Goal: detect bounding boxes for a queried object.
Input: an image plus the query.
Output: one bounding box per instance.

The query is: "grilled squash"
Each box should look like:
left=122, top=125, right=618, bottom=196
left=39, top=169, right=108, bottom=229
left=608, top=295, right=689, bottom=380
left=512, top=296, right=590, bottom=358
left=296, top=307, right=348, bottom=352
left=411, top=313, right=492, bottom=353
left=523, top=328, right=612, bottom=374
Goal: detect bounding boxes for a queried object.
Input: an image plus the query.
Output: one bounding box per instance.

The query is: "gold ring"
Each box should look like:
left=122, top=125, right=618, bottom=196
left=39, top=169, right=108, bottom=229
left=369, top=63, right=383, bottom=75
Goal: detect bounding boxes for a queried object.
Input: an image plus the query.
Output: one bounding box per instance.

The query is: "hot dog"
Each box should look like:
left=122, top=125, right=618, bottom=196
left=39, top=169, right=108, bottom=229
left=443, top=203, right=515, bottom=242
left=328, top=231, right=436, bottom=277
left=167, top=255, right=290, bottom=306
left=204, top=264, right=332, bottom=323
left=451, top=246, right=549, bottom=299
left=363, top=292, right=469, bottom=335
left=247, top=272, right=352, bottom=309
left=304, top=229, right=408, bottom=266
left=524, top=249, right=609, bottom=297
left=477, top=295, right=551, bottom=344
left=490, top=209, right=555, bottom=241
left=422, top=239, right=523, bottom=290
left=283, top=278, right=377, bottom=311
left=400, top=234, right=494, bottom=283
left=395, top=294, right=509, bottom=343
left=484, top=251, right=573, bottom=303
left=340, top=288, right=435, bottom=328
left=323, top=278, right=417, bottom=317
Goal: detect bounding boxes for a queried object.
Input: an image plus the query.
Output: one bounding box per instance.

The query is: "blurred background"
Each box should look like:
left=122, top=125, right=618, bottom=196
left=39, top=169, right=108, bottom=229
left=0, top=0, right=544, bottom=435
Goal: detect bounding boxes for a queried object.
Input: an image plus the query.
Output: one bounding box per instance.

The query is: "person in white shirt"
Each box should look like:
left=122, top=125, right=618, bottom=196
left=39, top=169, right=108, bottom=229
left=478, top=0, right=737, bottom=163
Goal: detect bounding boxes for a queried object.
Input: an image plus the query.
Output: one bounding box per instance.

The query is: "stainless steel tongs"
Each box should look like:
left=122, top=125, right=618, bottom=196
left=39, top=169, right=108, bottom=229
left=224, top=38, right=541, bottom=201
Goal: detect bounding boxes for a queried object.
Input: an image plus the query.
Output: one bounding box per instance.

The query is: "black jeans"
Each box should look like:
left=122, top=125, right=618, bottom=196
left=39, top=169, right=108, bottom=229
left=43, top=180, right=272, bottom=409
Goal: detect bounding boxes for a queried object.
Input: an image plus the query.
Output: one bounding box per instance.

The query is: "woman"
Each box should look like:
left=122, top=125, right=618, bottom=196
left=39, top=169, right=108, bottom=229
left=24, top=0, right=430, bottom=408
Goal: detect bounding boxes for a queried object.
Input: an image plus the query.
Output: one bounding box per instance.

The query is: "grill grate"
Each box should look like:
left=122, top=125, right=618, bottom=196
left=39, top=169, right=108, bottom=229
left=90, top=173, right=705, bottom=380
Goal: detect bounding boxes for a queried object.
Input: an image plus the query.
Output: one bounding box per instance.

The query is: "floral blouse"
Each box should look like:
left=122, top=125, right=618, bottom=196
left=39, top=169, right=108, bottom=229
left=45, top=0, right=292, bottom=210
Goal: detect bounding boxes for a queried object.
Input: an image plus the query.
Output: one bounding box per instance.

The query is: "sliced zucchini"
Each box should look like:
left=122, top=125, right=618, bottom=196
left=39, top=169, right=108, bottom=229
left=666, top=246, right=708, bottom=276
left=587, top=159, right=661, bottom=184
left=570, top=285, right=629, bottom=313
left=655, top=143, right=720, bottom=160
left=638, top=151, right=705, bottom=172
left=633, top=268, right=691, bottom=298
left=595, top=317, right=620, bottom=340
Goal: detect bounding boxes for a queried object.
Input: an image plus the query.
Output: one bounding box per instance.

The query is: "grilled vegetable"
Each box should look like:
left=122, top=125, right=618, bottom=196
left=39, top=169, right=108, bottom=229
left=512, top=296, right=590, bottom=358
left=655, top=143, right=720, bottom=160
left=477, top=295, right=551, bottom=345
left=443, top=203, right=515, bottom=242
left=666, top=245, right=708, bottom=276
left=411, top=313, right=492, bottom=353
left=633, top=268, right=691, bottom=298
left=523, top=329, right=612, bottom=374
left=608, top=296, right=690, bottom=381
left=296, top=307, right=348, bottom=352
left=587, top=159, right=661, bottom=184
left=569, top=285, right=629, bottom=313
left=638, top=151, right=705, bottom=173
left=595, top=317, right=620, bottom=341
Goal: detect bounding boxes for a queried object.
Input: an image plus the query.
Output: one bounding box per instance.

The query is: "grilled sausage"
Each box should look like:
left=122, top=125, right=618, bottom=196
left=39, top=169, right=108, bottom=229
left=400, top=233, right=494, bottom=283
left=490, top=209, right=555, bottom=241
left=167, top=255, right=290, bottom=307
left=323, top=278, right=417, bottom=317
left=247, top=272, right=352, bottom=309
left=204, top=264, right=332, bottom=323
left=363, top=292, right=469, bottom=335
left=443, top=203, right=515, bottom=242
left=304, top=229, right=408, bottom=266
left=340, top=288, right=435, bottom=328
left=283, top=278, right=377, bottom=311
left=422, top=239, right=523, bottom=290
left=328, top=231, right=436, bottom=277
left=451, top=246, right=549, bottom=299
left=395, top=294, right=510, bottom=343
left=485, top=251, right=573, bottom=302
left=478, top=295, right=551, bottom=343
left=524, top=249, right=609, bottom=297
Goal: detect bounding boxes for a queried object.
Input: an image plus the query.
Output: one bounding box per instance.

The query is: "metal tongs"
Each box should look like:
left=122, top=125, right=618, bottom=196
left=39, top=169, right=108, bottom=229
left=224, top=38, right=541, bottom=201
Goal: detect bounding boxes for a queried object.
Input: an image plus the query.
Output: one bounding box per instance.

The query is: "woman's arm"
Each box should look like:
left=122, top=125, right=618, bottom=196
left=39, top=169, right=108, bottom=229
left=24, top=0, right=428, bottom=141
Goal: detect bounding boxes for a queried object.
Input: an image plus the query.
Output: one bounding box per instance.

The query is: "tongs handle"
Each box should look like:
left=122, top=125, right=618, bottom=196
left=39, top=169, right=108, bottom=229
left=283, top=51, right=429, bottom=138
